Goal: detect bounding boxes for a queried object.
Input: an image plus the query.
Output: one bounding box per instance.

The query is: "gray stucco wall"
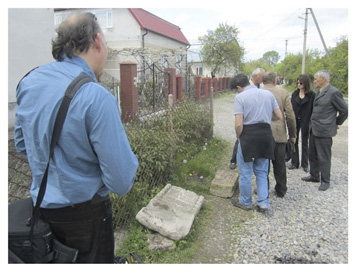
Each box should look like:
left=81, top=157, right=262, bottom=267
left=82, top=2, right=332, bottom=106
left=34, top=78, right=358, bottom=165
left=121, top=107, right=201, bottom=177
left=8, top=8, right=55, bottom=135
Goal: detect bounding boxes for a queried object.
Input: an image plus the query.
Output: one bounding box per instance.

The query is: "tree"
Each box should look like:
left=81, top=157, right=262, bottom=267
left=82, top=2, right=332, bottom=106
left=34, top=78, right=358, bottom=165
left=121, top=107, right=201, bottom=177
left=199, top=23, right=245, bottom=77
left=262, top=50, right=280, bottom=67
left=327, top=37, right=348, bottom=95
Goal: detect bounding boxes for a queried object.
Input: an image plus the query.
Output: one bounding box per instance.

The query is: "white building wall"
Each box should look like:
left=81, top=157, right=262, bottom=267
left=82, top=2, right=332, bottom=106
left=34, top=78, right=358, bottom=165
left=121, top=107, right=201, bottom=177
left=8, top=8, right=55, bottom=135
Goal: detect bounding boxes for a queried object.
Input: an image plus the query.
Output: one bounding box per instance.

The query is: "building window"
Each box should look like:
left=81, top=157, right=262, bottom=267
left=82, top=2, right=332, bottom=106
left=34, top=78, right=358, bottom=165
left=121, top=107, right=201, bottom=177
left=94, top=10, right=113, bottom=29
left=196, top=66, right=203, bottom=76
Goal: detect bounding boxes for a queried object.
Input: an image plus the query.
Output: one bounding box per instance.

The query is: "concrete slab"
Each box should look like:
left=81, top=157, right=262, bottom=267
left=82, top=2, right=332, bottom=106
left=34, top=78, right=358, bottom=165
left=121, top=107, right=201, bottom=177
left=136, top=184, right=204, bottom=240
left=210, top=170, right=239, bottom=198
left=147, top=233, right=175, bottom=251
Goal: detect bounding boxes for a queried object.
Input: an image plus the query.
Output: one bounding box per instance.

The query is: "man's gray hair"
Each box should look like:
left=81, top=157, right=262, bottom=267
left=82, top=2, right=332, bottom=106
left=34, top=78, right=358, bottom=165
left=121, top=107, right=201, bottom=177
left=315, top=70, right=330, bottom=82
left=251, top=68, right=265, bottom=79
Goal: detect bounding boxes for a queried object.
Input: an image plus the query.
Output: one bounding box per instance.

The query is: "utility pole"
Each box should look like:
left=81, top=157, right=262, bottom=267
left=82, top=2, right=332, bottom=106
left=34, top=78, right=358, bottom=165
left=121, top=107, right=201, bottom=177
left=285, top=40, right=288, bottom=57
left=309, top=8, right=330, bottom=56
left=301, top=8, right=309, bottom=74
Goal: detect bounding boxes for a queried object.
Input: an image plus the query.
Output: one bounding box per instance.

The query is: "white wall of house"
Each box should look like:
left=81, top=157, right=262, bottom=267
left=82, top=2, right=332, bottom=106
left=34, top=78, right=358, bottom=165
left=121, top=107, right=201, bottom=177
left=8, top=8, right=55, bottom=135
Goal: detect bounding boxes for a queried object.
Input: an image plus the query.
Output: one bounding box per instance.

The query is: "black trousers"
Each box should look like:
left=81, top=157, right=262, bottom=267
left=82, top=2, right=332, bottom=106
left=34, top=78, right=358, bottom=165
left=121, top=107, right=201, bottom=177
left=309, top=132, right=333, bottom=184
left=271, top=143, right=287, bottom=196
left=40, top=195, right=114, bottom=263
left=291, top=120, right=310, bottom=168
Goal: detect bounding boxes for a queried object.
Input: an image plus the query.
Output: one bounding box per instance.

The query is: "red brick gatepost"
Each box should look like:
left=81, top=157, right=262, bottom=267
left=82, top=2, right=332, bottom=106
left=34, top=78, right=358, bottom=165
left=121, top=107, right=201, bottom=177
left=213, top=78, right=218, bottom=94
left=203, top=77, right=209, bottom=98
left=120, top=61, right=138, bottom=123
left=195, top=75, right=201, bottom=100
left=176, top=74, right=183, bottom=102
left=219, top=77, right=223, bottom=91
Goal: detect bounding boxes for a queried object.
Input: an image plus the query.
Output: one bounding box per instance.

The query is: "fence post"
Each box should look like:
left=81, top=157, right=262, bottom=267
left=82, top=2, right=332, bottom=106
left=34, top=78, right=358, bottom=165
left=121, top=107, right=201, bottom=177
left=210, top=78, right=214, bottom=138
left=203, top=77, right=208, bottom=98
left=219, top=77, right=223, bottom=92
left=176, top=74, right=183, bottom=102
left=195, top=75, right=201, bottom=100
left=213, top=78, right=218, bottom=94
left=168, top=94, right=174, bottom=173
left=120, top=61, right=138, bottom=123
left=165, top=68, right=176, bottom=104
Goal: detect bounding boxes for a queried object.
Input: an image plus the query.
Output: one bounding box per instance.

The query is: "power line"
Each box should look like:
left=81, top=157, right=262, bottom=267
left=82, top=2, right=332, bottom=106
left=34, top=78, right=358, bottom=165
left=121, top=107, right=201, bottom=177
left=251, top=9, right=301, bottom=41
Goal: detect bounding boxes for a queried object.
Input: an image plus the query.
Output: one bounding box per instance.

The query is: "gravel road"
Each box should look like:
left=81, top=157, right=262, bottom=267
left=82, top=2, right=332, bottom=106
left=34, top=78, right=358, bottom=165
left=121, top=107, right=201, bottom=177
left=212, top=92, right=348, bottom=264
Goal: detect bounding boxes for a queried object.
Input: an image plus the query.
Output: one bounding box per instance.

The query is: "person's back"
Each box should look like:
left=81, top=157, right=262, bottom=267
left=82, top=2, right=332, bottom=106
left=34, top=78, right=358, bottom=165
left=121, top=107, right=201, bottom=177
left=15, top=56, right=138, bottom=208
left=235, top=85, right=277, bottom=125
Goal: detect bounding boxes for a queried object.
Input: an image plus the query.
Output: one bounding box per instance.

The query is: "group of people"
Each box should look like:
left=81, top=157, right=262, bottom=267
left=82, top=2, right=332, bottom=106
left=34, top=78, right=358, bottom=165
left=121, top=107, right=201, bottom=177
left=230, top=68, right=348, bottom=212
left=13, top=11, right=349, bottom=263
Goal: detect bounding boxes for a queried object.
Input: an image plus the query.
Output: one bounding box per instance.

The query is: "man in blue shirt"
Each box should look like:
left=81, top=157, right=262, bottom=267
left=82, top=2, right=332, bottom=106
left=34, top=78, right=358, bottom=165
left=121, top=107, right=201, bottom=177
left=231, top=73, right=283, bottom=212
left=14, top=12, right=138, bottom=263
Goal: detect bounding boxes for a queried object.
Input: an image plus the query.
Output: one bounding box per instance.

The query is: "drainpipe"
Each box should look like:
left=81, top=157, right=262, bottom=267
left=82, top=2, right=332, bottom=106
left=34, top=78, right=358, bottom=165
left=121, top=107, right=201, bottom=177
left=185, top=44, right=191, bottom=96
left=141, top=29, right=148, bottom=83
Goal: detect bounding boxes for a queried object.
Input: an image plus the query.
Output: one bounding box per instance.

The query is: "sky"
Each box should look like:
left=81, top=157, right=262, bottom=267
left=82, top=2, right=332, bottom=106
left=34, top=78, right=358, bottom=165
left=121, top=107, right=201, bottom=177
left=146, top=7, right=348, bottom=62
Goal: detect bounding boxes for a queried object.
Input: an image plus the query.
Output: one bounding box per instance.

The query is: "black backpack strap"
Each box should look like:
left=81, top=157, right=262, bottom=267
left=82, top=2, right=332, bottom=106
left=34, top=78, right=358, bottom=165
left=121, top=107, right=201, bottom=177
left=29, top=73, right=94, bottom=240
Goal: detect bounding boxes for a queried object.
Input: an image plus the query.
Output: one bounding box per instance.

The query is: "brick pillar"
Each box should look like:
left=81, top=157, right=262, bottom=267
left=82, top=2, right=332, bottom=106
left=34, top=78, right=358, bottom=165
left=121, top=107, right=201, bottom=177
left=222, top=77, right=226, bottom=91
left=225, top=77, right=230, bottom=90
left=176, top=75, right=183, bottom=102
left=213, top=78, right=218, bottom=94
left=219, top=77, right=223, bottom=91
left=203, top=77, right=209, bottom=97
left=120, top=61, right=138, bottom=123
left=165, top=68, right=176, bottom=104
left=195, top=75, right=201, bottom=100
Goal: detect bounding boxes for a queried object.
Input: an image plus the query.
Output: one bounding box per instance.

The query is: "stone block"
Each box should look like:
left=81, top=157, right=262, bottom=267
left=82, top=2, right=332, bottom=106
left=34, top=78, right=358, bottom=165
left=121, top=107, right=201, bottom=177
left=210, top=170, right=239, bottom=198
left=136, top=184, right=204, bottom=240
left=147, top=233, right=175, bottom=251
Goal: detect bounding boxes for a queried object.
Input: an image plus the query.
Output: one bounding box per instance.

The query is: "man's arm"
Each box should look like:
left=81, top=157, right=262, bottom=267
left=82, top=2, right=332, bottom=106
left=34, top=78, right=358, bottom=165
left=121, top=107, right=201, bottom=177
left=235, top=114, right=244, bottom=138
left=273, top=108, right=283, bottom=121
left=332, top=90, right=348, bottom=126
left=89, top=88, right=138, bottom=196
left=284, top=94, right=297, bottom=142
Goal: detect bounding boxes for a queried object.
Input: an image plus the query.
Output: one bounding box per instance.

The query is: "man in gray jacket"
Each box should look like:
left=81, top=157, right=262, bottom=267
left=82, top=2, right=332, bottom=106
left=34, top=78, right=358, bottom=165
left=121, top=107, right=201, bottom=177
left=301, top=70, right=348, bottom=191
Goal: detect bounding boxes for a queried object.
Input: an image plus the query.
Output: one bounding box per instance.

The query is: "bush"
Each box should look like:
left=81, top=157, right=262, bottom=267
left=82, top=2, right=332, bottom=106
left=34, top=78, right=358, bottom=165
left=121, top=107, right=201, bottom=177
left=110, top=98, right=213, bottom=229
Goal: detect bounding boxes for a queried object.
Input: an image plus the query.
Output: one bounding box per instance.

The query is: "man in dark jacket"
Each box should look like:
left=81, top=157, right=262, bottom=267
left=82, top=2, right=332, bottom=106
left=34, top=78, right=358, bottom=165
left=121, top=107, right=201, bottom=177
left=301, top=70, right=348, bottom=191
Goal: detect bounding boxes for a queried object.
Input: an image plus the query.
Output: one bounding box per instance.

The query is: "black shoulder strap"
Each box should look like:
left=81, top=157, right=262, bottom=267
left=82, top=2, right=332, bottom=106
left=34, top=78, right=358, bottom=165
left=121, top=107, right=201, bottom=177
left=29, top=73, right=94, bottom=240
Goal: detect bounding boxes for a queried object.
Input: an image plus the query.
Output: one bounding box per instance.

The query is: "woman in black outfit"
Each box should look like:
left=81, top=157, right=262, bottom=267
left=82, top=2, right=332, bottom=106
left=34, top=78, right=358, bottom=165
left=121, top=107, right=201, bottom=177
left=289, top=74, right=315, bottom=172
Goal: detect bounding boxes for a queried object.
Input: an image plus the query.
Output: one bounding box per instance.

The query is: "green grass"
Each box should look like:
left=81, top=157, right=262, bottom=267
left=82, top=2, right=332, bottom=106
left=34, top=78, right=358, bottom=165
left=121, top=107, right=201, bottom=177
left=115, top=137, right=232, bottom=263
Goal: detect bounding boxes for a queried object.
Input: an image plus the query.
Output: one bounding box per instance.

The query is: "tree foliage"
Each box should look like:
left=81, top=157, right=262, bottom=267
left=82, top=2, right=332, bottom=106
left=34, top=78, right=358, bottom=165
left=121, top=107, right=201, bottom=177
left=199, top=22, right=245, bottom=77
left=274, top=36, right=348, bottom=95
left=262, top=50, right=280, bottom=67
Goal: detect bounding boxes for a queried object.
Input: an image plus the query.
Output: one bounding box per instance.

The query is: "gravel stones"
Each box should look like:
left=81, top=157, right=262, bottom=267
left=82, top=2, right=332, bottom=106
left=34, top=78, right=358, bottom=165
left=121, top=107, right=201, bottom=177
left=213, top=93, right=348, bottom=264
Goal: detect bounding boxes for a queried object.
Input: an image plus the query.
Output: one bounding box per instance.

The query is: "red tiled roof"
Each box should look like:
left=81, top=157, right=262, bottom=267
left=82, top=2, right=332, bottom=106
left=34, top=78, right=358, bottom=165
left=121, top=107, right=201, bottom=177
left=129, top=8, right=190, bottom=45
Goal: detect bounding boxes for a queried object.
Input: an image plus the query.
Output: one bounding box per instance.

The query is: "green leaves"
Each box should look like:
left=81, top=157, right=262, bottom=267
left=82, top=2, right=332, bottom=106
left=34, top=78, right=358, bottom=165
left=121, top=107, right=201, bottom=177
left=199, top=22, right=245, bottom=76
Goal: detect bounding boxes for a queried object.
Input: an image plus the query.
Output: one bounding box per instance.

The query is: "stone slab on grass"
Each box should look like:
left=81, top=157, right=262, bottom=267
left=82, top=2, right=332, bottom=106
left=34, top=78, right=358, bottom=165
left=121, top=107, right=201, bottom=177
left=210, top=170, right=239, bottom=198
left=136, top=184, right=204, bottom=241
left=147, top=233, right=175, bottom=251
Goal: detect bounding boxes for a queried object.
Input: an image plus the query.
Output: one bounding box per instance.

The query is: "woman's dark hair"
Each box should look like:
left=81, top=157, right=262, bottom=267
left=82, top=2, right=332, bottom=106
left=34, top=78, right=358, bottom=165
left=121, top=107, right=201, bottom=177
left=297, top=74, right=312, bottom=94
left=52, top=13, right=100, bottom=61
left=230, top=73, right=250, bottom=89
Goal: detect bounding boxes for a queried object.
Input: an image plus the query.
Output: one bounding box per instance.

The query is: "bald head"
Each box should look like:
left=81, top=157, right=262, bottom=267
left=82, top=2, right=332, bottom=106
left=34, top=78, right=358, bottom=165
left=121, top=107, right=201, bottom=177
left=52, top=13, right=101, bottom=61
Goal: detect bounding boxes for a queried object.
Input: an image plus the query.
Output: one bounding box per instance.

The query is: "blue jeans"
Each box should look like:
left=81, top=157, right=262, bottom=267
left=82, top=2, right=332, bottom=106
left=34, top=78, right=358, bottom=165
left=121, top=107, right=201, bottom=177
left=237, top=141, right=270, bottom=208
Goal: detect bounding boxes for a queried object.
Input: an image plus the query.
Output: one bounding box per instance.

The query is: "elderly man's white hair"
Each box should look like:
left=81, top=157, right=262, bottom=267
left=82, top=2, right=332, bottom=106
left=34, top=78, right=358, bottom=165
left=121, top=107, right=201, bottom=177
left=315, top=70, right=330, bottom=82
left=251, top=68, right=265, bottom=79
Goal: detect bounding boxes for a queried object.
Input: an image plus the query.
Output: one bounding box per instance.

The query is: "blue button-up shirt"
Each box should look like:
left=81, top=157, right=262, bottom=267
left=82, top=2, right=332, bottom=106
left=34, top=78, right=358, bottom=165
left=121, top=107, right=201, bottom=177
left=15, top=56, right=138, bottom=208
